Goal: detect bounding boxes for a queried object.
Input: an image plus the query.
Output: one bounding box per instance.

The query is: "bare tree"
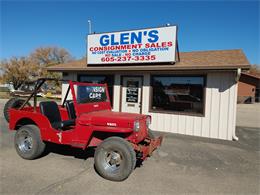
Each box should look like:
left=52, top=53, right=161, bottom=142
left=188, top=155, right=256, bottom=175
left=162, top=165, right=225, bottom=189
left=0, top=57, right=38, bottom=89
left=0, top=47, right=72, bottom=89
left=249, top=64, right=260, bottom=76
left=30, top=47, right=72, bottom=78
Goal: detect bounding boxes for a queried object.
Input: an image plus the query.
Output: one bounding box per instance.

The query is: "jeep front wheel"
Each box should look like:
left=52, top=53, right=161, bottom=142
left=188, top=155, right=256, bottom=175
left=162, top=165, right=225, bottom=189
left=94, top=137, right=136, bottom=181
left=15, top=125, right=45, bottom=160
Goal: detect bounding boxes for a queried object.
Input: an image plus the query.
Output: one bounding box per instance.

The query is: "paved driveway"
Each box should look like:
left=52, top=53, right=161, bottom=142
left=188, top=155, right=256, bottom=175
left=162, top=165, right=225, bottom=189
left=0, top=99, right=259, bottom=194
left=237, top=103, right=260, bottom=128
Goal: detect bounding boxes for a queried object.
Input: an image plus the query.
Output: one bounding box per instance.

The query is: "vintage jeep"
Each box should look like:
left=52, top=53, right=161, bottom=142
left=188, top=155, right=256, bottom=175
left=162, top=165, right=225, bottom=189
left=4, top=78, right=162, bottom=181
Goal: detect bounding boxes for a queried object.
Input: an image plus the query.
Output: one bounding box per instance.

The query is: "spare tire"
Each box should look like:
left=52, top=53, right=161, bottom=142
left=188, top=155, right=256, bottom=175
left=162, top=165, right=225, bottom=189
left=3, top=98, right=31, bottom=122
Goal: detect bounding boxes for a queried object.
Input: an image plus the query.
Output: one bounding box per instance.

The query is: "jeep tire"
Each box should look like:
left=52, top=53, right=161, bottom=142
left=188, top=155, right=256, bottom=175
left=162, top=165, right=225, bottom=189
left=4, top=98, right=31, bottom=122
left=15, top=125, right=45, bottom=160
left=94, top=137, right=136, bottom=181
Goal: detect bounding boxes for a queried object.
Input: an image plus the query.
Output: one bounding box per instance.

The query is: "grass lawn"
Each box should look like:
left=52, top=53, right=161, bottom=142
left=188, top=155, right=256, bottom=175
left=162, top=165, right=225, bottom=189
left=0, top=92, right=10, bottom=99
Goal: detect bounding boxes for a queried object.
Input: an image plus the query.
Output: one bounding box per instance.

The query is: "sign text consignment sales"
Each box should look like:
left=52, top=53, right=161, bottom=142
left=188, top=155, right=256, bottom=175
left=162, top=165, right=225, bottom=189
left=87, top=26, right=177, bottom=64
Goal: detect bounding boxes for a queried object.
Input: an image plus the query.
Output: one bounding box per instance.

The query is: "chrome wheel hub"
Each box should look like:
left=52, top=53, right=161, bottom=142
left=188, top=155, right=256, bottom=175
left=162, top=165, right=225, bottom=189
left=102, top=150, right=122, bottom=173
left=17, top=131, right=33, bottom=153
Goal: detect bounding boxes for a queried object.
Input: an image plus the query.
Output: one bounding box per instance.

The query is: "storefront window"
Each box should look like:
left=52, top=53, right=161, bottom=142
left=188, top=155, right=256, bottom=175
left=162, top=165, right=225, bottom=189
left=151, top=75, right=205, bottom=115
left=78, top=75, right=114, bottom=106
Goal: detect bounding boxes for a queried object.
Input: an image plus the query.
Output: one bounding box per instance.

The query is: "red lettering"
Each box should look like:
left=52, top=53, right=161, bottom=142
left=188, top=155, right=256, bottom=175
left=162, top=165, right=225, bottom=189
left=161, top=42, right=166, bottom=47
left=168, top=41, right=173, bottom=47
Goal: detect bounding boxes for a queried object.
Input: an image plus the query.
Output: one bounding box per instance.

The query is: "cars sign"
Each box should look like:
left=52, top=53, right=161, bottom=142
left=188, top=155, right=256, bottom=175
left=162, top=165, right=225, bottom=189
left=87, top=26, right=177, bottom=64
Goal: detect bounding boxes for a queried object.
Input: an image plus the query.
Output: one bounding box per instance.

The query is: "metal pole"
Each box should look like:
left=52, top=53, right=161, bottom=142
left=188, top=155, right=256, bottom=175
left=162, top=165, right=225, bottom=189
left=88, top=20, right=92, bottom=34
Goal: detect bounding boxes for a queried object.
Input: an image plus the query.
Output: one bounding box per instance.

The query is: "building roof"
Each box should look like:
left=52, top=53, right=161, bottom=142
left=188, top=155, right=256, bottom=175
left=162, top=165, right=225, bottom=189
left=47, top=49, right=250, bottom=72
left=241, top=72, right=260, bottom=80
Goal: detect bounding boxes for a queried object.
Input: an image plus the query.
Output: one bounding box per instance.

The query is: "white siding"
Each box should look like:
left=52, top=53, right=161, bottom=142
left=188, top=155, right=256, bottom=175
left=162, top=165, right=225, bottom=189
left=113, top=74, right=121, bottom=112
left=61, top=73, right=77, bottom=102
left=142, top=72, right=237, bottom=140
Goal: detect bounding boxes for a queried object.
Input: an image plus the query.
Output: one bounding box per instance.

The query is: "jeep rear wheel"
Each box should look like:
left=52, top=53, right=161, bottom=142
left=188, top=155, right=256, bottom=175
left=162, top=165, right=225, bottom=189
left=4, top=98, right=31, bottom=122
left=15, top=125, right=45, bottom=160
left=94, top=137, right=136, bottom=181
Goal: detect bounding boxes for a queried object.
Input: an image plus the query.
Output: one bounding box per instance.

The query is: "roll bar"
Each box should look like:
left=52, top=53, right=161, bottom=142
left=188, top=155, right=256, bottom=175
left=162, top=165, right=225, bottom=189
left=19, top=78, right=76, bottom=111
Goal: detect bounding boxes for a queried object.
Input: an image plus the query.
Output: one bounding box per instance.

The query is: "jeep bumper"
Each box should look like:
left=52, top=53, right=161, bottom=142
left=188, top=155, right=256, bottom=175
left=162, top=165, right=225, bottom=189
left=132, top=136, right=163, bottom=160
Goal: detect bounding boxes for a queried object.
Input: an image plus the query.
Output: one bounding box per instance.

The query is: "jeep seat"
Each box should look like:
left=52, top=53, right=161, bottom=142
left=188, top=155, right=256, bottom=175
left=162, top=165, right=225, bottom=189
left=65, top=100, right=76, bottom=119
left=39, top=101, right=75, bottom=130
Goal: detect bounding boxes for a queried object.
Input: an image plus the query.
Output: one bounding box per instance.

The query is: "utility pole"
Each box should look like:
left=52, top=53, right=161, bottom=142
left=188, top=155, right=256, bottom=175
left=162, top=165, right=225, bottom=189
left=88, top=20, right=92, bottom=34
left=86, top=20, right=92, bottom=65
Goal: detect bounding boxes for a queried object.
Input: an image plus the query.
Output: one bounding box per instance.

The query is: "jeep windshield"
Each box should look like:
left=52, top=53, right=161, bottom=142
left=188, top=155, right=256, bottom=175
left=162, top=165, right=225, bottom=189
left=76, top=85, right=109, bottom=104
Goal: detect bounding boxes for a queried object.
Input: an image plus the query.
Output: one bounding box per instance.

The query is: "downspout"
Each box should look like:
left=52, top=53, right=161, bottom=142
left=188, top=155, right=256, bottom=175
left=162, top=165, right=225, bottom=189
left=235, top=68, right=241, bottom=82
left=233, top=68, right=241, bottom=141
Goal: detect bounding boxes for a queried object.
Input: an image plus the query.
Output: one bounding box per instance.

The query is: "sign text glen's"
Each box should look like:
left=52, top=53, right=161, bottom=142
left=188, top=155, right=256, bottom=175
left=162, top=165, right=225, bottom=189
left=87, top=26, right=177, bottom=64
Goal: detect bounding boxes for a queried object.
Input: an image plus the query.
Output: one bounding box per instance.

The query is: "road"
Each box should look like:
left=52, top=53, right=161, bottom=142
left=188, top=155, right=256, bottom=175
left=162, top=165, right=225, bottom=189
left=0, top=99, right=259, bottom=194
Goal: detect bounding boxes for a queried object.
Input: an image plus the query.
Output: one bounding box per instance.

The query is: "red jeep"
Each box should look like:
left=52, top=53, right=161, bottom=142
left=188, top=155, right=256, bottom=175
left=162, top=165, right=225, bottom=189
left=4, top=78, right=162, bottom=181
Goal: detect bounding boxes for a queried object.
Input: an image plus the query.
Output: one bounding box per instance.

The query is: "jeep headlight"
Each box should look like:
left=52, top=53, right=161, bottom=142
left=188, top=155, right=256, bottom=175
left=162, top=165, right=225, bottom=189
left=133, top=121, right=140, bottom=132
left=146, top=116, right=151, bottom=128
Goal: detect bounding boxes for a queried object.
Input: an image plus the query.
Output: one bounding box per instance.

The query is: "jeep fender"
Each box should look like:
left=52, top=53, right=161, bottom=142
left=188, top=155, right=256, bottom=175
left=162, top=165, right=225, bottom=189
left=86, top=128, right=133, bottom=148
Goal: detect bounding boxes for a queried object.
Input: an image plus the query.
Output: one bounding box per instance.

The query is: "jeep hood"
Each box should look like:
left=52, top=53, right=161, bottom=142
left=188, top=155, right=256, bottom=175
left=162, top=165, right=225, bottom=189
left=78, top=110, right=146, bottom=128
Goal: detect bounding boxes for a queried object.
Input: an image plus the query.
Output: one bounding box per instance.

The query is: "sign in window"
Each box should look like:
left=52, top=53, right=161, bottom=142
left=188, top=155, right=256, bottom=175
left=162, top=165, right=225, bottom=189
left=126, top=81, right=139, bottom=103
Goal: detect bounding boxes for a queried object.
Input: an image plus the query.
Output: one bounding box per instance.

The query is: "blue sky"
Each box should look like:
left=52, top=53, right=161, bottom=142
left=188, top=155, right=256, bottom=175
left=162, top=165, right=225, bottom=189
left=1, top=0, right=259, bottom=64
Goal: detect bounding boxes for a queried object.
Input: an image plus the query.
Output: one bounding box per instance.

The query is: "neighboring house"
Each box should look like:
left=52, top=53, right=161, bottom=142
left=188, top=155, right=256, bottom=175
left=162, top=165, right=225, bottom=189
left=238, top=72, right=260, bottom=103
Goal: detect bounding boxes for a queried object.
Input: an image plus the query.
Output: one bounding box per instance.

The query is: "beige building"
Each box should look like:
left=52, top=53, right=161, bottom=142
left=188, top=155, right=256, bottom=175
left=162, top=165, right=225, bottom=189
left=47, top=49, right=250, bottom=141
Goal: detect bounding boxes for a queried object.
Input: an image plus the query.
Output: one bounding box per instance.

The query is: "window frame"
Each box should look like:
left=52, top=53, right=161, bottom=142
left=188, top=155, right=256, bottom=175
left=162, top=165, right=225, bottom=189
left=149, top=74, right=207, bottom=117
left=77, top=74, right=115, bottom=107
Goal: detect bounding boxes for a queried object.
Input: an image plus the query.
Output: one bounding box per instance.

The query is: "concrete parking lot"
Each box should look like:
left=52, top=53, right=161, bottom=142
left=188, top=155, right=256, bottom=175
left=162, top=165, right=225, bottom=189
left=0, top=99, right=259, bottom=194
left=237, top=103, right=260, bottom=128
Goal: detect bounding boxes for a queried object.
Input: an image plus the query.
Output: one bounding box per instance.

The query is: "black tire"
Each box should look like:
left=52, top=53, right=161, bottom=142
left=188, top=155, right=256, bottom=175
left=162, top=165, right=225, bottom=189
left=148, top=129, right=156, bottom=139
left=14, top=125, right=45, bottom=160
left=4, top=98, right=31, bottom=122
left=94, top=137, right=136, bottom=181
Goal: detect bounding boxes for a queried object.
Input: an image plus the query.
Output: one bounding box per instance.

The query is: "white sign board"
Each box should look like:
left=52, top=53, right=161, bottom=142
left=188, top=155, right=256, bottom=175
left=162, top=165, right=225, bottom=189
left=87, top=26, right=177, bottom=64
